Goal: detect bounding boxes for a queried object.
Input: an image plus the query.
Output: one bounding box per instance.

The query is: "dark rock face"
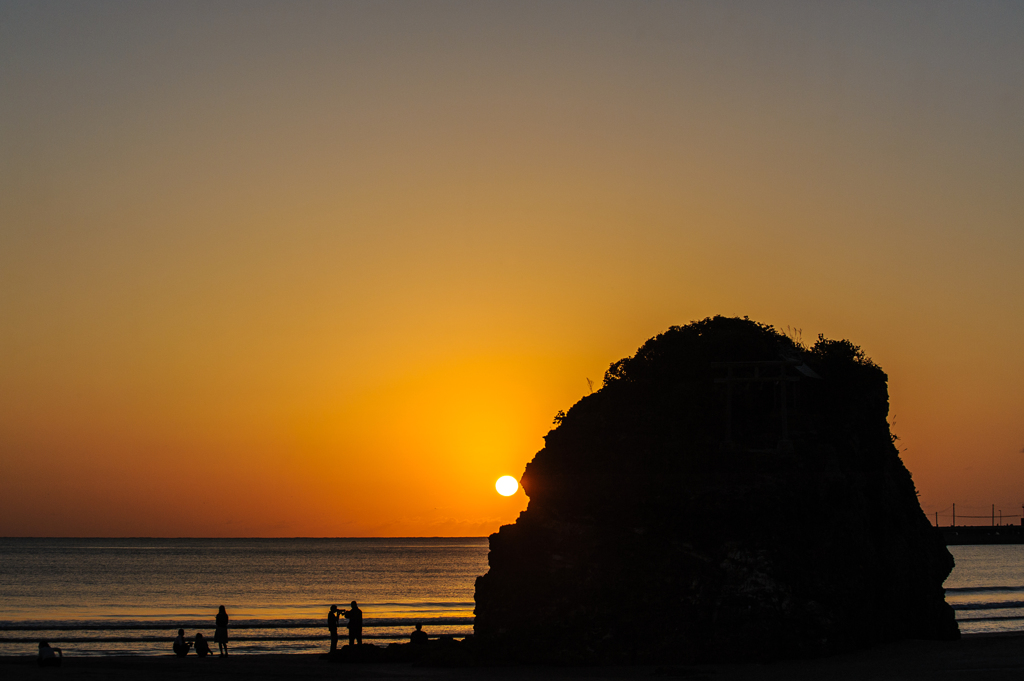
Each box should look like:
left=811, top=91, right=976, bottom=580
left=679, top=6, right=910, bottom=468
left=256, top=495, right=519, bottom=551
left=474, top=317, right=958, bottom=663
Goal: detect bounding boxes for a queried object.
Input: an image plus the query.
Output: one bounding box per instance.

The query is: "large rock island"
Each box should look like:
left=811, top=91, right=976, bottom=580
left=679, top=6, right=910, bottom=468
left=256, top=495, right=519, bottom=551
left=474, top=317, right=958, bottom=663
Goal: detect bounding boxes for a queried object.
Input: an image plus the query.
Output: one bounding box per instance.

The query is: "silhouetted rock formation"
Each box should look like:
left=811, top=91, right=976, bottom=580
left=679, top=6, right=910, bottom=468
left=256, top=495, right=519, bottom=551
left=474, top=317, right=958, bottom=663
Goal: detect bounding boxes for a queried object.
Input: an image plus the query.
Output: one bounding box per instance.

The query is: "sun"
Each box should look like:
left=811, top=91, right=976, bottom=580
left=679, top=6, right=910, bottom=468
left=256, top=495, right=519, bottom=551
left=495, top=476, right=519, bottom=496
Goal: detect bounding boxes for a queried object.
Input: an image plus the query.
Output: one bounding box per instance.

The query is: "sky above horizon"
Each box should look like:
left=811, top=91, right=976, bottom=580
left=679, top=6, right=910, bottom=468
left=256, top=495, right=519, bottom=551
left=2, top=1, right=1022, bottom=536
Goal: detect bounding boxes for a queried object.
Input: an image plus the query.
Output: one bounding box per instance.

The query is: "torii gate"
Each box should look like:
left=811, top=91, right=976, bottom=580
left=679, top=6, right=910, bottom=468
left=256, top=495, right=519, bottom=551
left=711, top=359, right=820, bottom=452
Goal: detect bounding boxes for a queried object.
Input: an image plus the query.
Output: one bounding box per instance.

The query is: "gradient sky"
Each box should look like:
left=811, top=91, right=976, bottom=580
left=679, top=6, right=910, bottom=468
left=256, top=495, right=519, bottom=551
left=2, top=1, right=1022, bottom=536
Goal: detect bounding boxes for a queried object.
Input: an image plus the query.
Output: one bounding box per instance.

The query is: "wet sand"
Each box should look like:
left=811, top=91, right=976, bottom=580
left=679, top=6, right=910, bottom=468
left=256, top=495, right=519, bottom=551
left=2, top=635, right=1022, bottom=681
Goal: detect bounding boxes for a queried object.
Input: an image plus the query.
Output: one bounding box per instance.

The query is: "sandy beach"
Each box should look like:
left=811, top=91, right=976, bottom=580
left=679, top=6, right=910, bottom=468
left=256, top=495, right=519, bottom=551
left=3, top=635, right=1023, bottom=681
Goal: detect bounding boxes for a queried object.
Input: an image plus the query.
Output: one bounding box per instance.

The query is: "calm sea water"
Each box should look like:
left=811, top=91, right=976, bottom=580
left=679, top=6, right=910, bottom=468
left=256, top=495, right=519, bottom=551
left=0, top=539, right=1019, bottom=656
left=945, top=544, right=1024, bottom=635
left=0, top=538, right=488, bottom=656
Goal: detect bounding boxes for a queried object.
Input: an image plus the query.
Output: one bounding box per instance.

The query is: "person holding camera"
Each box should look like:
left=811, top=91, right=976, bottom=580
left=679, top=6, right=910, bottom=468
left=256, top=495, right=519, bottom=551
left=327, top=604, right=340, bottom=652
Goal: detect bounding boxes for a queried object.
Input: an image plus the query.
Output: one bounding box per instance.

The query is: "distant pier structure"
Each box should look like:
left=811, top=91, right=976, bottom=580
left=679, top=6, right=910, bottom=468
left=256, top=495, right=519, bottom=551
left=935, top=503, right=1024, bottom=544
left=942, top=526, right=1024, bottom=545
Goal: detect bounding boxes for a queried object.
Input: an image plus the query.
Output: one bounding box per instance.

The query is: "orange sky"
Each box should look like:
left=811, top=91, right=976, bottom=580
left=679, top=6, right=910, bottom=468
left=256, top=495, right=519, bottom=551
left=2, top=2, right=1023, bottom=536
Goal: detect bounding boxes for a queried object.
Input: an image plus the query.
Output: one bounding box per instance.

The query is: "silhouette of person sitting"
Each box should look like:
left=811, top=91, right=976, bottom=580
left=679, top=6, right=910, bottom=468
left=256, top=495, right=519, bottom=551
left=194, top=632, right=213, bottom=657
left=327, top=604, right=340, bottom=652
left=37, top=641, right=62, bottom=667
left=173, top=629, right=192, bottom=657
left=341, top=601, right=362, bottom=646
left=410, top=623, right=428, bottom=645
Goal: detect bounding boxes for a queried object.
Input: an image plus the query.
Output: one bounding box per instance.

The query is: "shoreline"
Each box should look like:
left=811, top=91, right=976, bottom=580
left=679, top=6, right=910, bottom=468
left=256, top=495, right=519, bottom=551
left=3, top=634, right=1023, bottom=681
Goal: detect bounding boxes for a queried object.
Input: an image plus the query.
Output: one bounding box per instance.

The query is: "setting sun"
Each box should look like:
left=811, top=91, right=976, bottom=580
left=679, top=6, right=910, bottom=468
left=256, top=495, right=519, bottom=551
left=1, top=2, right=1021, bottom=542
left=496, top=476, right=519, bottom=497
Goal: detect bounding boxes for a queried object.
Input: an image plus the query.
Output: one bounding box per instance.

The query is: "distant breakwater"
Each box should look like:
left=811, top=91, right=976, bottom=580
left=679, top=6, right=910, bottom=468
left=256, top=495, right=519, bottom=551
left=942, top=526, right=1024, bottom=545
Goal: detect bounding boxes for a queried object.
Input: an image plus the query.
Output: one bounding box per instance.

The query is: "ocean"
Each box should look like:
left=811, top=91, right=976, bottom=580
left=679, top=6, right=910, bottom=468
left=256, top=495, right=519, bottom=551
left=944, top=544, right=1024, bottom=635
left=0, top=537, right=486, bottom=656
left=0, top=539, right=1020, bottom=656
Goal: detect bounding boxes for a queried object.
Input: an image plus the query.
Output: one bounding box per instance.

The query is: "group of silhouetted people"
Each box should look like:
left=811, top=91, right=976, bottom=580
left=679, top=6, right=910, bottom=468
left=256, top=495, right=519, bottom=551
left=325, top=601, right=431, bottom=653
left=170, top=600, right=427, bottom=658
left=327, top=601, right=363, bottom=652
left=172, top=605, right=230, bottom=657
left=38, top=601, right=436, bottom=660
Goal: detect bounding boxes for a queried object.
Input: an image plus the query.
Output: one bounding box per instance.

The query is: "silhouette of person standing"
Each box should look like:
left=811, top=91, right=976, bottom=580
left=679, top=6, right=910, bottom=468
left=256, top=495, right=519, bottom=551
left=214, top=605, right=229, bottom=656
left=327, top=604, right=340, bottom=652
left=410, top=623, right=428, bottom=645
left=342, top=601, right=362, bottom=646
